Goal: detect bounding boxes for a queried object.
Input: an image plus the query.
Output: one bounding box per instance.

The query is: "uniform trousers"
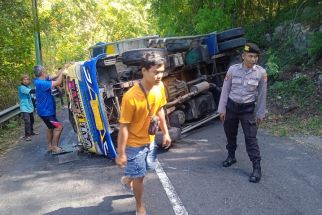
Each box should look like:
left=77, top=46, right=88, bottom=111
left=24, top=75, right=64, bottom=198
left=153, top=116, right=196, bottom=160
left=223, top=98, right=261, bottom=163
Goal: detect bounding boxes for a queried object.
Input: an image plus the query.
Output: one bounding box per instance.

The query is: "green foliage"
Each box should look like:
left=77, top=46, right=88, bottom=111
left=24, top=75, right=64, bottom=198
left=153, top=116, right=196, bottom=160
left=0, top=117, right=24, bottom=153
left=308, top=31, right=322, bottom=57
left=0, top=0, right=34, bottom=110
left=5, top=120, right=18, bottom=129
left=149, top=0, right=237, bottom=36
left=149, top=0, right=198, bottom=36
left=39, top=0, right=154, bottom=67
left=265, top=49, right=280, bottom=80
left=268, top=29, right=309, bottom=72
left=301, top=6, right=318, bottom=24
left=193, top=7, right=231, bottom=34
left=148, top=0, right=318, bottom=43
left=235, top=2, right=318, bottom=47
left=300, top=4, right=322, bottom=26
left=244, top=22, right=271, bottom=46
left=270, top=74, right=314, bottom=103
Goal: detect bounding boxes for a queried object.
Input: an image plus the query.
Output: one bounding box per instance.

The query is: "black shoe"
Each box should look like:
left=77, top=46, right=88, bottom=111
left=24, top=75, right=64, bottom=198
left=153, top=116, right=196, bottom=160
left=222, top=155, right=237, bottom=167
left=249, top=163, right=261, bottom=183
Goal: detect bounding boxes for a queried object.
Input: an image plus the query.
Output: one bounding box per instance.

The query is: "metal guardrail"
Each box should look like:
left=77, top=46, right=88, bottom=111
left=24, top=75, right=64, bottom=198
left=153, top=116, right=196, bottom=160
left=0, top=104, right=21, bottom=124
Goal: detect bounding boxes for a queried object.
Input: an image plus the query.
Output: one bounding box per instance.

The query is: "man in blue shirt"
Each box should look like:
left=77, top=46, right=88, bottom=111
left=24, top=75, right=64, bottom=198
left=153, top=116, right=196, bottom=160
left=18, top=74, right=39, bottom=141
left=34, top=65, right=65, bottom=154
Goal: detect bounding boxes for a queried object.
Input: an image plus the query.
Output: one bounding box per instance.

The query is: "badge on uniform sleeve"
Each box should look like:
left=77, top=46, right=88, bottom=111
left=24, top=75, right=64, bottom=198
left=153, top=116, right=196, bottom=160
left=264, top=73, right=268, bottom=82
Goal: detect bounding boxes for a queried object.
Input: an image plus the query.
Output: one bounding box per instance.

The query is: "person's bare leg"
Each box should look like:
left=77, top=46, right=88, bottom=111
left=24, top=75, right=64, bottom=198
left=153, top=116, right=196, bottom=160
left=52, top=125, right=63, bottom=150
left=121, top=176, right=133, bottom=188
left=132, top=177, right=145, bottom=215
left=47, top=129, right=54, bottom=151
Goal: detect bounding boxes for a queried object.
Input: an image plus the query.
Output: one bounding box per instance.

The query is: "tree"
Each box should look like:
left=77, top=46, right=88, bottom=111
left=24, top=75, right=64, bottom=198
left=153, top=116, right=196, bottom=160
left=0, top=0, right=34, bottom=109
left=39, top=0, right=155, bottom=68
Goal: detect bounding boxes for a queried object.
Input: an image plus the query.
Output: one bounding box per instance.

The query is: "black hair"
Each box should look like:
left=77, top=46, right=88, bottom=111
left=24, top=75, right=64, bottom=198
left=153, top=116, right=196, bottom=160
left=140, top=52, right=165, bottom=70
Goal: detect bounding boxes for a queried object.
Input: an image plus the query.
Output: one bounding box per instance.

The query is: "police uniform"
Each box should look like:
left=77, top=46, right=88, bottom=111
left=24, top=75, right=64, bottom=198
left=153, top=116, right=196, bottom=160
left=217, top=43, right=267, bottom=183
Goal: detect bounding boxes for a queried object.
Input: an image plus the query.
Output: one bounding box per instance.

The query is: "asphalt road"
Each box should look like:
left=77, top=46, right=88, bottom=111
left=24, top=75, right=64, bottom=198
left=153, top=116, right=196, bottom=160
left=0, top=108, right=322, bottom=215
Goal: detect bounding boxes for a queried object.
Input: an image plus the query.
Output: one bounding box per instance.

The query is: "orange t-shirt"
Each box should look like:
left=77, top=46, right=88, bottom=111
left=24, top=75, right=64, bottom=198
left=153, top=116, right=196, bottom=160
left=119, top=82, right=167, bottom=147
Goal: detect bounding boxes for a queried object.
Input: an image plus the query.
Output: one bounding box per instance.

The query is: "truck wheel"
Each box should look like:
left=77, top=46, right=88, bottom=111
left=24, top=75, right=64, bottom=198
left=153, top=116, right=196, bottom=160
left=217, top=27, right=245, bottom=42
left=122, top=48, right=166, bottom=66
left=218, top=38, right=246, bottom=52
left=92, top=42, right=106, bottom=58
left=155, top=127, right=181, bottom=148
left=169, top=110, right=185, bottom=128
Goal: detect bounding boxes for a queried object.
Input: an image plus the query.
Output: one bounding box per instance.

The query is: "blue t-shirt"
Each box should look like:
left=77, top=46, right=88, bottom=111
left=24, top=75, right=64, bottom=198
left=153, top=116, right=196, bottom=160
left=34, top=78, right=56, bottom=116
left=18, top=85, right=34, bottom=113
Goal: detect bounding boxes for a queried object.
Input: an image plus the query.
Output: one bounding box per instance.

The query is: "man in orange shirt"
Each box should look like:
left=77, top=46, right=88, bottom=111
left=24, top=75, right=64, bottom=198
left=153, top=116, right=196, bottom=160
left=116, top=52, right=171, bottom=215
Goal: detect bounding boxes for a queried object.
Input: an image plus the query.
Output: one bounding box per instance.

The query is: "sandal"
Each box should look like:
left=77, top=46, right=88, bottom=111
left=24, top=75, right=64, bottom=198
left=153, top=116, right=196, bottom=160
left=51, top=147, right=66, bottom=155
left=24, top=136, right=32, bottom=141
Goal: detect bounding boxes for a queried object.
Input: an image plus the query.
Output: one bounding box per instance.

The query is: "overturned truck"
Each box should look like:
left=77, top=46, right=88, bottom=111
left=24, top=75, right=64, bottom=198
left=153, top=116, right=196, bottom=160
left=64, top=27, right=246, bottom=158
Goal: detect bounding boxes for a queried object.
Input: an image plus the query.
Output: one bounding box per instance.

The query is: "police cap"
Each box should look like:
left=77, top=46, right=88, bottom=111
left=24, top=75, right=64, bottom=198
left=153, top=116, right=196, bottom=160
left=243, top=43, right=260, bottom=54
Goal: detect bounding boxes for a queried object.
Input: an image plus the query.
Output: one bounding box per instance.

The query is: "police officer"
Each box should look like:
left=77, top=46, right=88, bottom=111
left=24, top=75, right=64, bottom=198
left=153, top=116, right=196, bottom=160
left=217, top=43, right=267, bottom=183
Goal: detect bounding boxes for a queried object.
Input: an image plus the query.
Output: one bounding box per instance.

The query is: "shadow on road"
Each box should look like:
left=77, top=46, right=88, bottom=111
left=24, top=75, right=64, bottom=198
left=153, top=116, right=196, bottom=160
left=43, top=194, right=135, bottom=215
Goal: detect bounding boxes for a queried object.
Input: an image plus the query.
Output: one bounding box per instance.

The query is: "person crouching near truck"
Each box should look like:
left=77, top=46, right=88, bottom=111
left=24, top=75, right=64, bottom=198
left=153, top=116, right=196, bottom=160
left=33, top=65, right=65, bottom=155
left=217, top=43, right=267, bottom=183
left=18, top=74, right=39, bottom=141
left=116, top=52, right=172, bottom=215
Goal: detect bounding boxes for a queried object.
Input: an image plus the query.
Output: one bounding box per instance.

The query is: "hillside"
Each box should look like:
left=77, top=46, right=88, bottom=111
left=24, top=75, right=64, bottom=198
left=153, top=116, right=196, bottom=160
left=253, top=4, right=322, bottom=136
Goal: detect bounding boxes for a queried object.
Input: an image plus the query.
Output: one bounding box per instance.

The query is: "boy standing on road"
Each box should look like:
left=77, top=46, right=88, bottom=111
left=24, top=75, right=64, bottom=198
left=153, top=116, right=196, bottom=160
left=33, top=65, right=65, bottom=154
left=217, top=43, right=267, bottom=183
left=116, top=52, right=172, bottom=215
left=18, top=74, right=39, bottom=141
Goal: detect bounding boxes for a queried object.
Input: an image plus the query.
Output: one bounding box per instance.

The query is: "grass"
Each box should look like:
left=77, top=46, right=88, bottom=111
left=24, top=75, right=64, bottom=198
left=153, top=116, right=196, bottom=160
left=0, top=118, right=24, bottom=155
left=265, top=67, right=322, bottom=137
left=262, top=114, right=322, bottom=137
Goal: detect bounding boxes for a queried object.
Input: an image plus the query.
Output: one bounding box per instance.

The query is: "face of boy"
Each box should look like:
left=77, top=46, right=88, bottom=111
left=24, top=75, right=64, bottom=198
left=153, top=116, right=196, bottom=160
left=22, top=77, right=30, bottom=85
left=143, top=63, right=165, bottom=86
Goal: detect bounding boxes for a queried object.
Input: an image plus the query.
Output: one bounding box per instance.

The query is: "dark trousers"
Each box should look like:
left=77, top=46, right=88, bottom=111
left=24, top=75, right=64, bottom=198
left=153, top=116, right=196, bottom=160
left=22, top=112, right=34, bottom=137
left=223, top=99, right=261, bottom=163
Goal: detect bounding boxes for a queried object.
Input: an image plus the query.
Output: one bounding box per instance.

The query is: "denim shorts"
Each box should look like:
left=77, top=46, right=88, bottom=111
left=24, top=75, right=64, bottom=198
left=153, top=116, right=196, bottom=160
left=124, top=141, right=157, bottom=178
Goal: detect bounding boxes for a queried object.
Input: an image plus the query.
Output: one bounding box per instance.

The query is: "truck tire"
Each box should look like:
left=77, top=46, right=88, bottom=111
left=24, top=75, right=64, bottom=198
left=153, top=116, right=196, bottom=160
left=217, top=27, right=245, bottom=42
left=122, top=48, right=166, bottom=66
left=92, top=42, right=106, bottom=57
left=155, top=127, right=181, bottom=148
left=218, top=38, right=246, bottom=52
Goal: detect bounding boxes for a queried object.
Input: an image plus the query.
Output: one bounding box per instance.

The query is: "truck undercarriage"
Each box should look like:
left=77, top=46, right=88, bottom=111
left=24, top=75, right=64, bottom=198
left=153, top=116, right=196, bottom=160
left=65, top=28, right=246, bottom=157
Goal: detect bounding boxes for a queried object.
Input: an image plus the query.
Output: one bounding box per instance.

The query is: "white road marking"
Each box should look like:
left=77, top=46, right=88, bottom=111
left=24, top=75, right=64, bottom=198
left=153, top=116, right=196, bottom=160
left=155, top=160, right=188, bottom=215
